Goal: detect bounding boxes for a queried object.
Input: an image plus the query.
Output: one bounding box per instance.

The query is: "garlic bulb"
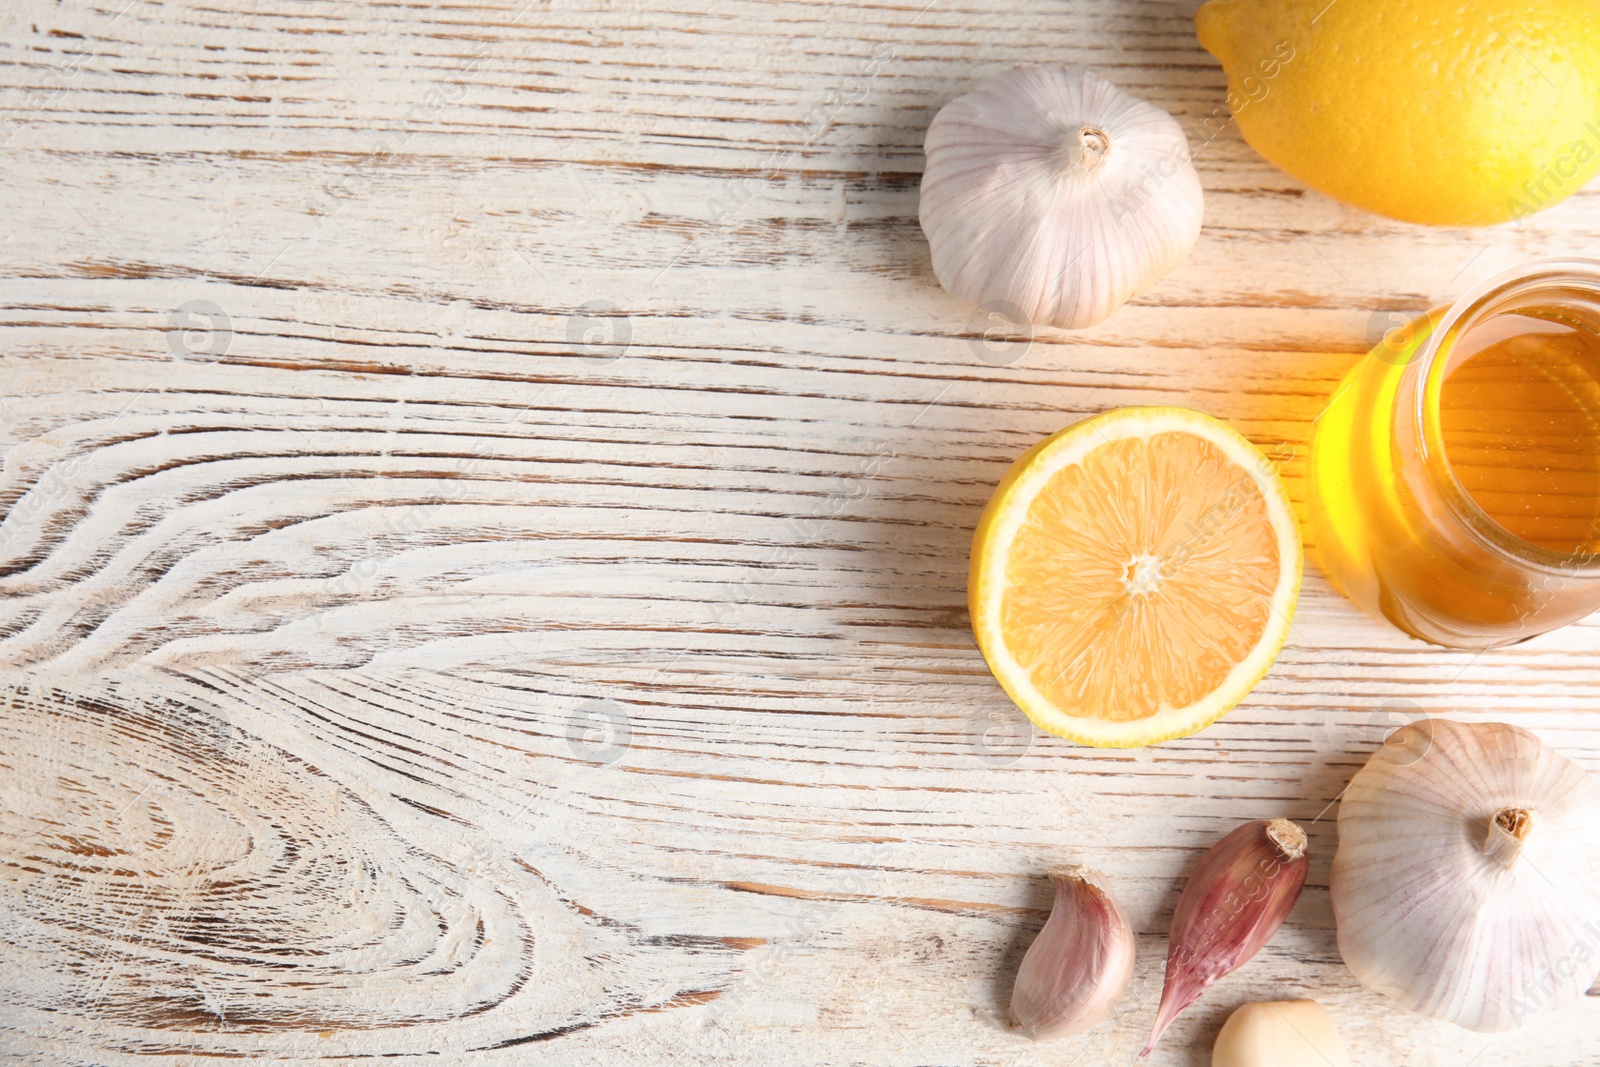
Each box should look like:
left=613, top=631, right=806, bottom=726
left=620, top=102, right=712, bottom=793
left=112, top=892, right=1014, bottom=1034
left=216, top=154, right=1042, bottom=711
left=1211, top=1001, right=1351, bottom=1067
left=919, top=65, right=1203, bottom=330
left=1008, top=865, right=1135, bottom=1039
left=1332, top=718, right=1600, bottom=1032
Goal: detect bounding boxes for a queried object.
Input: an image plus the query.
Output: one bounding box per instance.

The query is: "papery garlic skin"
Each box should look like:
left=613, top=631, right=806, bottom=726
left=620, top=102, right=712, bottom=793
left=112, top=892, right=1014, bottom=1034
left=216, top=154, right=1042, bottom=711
left=919, top=65, right=1203, bottom=330
left=1142, top=819, right=1309, bottom=1056
left=1332, top=718, right=1600, bottom=1032
left=1211, top=1000, right=1351, bottom=1067
left=1008, top=865, right=1135, bottom=1039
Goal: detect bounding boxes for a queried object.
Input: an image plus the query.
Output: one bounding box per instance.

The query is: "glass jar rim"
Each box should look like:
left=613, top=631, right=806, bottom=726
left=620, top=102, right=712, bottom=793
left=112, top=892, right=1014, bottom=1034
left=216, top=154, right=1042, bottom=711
left=1413, top=256, right=1600, bottom=577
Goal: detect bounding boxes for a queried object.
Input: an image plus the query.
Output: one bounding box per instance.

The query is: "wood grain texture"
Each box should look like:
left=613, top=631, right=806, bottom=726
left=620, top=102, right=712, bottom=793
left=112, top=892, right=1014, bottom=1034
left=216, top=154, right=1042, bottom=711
left=2, top=0, right=1599, bottom=1063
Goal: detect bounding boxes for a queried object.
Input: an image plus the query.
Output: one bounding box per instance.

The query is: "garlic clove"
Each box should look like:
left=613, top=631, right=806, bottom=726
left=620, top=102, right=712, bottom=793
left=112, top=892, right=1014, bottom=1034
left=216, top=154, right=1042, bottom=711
left=919, top=65, right=1204, bottom=331
left=1331, top=718, right=1600, bottom=1032
left=1211, top=1000, right=1352, bottom=1067
left=1141, top=819, right=1309, bottom=1056
left=1008, top=864, right=1135, bottom=1039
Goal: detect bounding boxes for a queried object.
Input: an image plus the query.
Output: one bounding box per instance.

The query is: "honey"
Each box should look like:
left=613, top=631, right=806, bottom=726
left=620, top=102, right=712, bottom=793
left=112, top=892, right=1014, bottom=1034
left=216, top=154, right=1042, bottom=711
left=1310, top=262, right=1600, bottom=648
left=1439, top=308, right=1600, bottom=553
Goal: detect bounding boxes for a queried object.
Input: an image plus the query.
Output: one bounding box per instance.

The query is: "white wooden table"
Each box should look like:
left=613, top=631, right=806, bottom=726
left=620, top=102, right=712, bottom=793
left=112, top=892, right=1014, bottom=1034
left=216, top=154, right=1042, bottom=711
left=2, top=1, right=1597, bottom=1063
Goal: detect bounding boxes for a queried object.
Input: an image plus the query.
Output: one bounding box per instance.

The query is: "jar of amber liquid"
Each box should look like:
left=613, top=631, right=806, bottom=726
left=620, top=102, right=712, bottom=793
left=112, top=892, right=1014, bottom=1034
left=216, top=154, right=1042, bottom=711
left=1310, top=259, right=1600, bottom=649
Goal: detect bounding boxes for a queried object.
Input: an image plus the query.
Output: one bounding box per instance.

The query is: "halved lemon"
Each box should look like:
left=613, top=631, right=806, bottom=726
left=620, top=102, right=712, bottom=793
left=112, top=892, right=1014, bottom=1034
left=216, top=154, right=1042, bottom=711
left=970, top=407, right=1301, bottom=748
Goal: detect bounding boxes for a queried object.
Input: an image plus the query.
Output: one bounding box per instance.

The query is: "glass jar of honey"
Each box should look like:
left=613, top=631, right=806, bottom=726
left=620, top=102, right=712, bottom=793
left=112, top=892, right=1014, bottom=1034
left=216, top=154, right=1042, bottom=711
left=1310, top=259, right=1600, bottom=648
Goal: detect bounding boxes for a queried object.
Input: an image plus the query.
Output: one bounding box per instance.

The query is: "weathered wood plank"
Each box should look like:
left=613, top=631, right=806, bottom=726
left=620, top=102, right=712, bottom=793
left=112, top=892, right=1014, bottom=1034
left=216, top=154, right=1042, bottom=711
left=2, top=1, right=1599, bottom=1064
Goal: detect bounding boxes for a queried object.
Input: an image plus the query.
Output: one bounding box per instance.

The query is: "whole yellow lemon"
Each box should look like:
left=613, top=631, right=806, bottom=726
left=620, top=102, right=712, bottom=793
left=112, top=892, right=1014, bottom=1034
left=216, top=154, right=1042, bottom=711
left=1195, top=0, right=1600, bottom=226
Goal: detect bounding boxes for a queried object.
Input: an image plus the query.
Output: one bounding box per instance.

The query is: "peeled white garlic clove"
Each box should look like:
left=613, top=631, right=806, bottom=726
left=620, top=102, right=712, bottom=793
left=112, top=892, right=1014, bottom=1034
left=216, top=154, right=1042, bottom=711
left=1211, top=1000, right=1351, bottom=1067
left=1331, top=718, right=1600, bottom=1032
left=919, top=65, right=1204, bottom=331
left=1008, top=865, right=1135, bottom=1039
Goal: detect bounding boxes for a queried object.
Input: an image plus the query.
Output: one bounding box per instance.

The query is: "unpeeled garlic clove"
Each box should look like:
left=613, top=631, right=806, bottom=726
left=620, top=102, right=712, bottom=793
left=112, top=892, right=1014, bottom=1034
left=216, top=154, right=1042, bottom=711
left=919, top=65, right=1204, bottom=330
left=1211, top=1000, right=1351, bottom=1067
left=1141, top=819, right=1309, bottom=1056
left=1008, top=865, right=1135, bottom=1039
